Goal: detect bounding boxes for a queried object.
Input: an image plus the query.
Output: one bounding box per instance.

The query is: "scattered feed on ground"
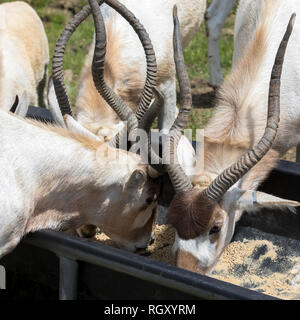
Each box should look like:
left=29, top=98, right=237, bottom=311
left=93, top=225, right=300, bottom=300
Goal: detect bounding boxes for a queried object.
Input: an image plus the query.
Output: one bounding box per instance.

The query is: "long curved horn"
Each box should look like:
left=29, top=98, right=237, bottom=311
left=89, top=0, right=162, bottom=178
left=169, top=6, right=193, bottom=136
left=105, top=0, right=157, bottom=122
left=52, top=1, right=103, bottom=117
left=90, top=0, right=160, bottom=151
left=89, top=0, right=138, bottom=133
left=89, top=0, right=162, bottom=175
left=163, top=5, right=193, bottom=193
left=205, top=13, right=296, bottom=201
left=52, top=0, right=157, bottom=124
left=139, top=88, right=164, bottom=133
left=92, top=0, right=158, bottom=134
left=90, top=0, right=157, bottom=123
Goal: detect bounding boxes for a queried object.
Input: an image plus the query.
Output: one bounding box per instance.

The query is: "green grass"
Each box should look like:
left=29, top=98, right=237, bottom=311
left=184, top=24, right=210, bottom=80
left=184, top=3, right=236, bottom=82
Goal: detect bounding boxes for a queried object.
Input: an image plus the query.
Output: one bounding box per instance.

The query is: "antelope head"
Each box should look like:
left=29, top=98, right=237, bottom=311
left=166, top=10, right=299, bottom=274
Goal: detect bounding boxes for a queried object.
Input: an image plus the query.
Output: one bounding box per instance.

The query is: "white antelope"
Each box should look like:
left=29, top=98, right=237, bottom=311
left=0, top=108, right=161, bottom=258
left=0, top=1, right=49, bottom=110
left=165, top=0, right=300, bottom=275
left=73, top=0, right=206, bottom=141
left=0, top=0, right=169, bottom=258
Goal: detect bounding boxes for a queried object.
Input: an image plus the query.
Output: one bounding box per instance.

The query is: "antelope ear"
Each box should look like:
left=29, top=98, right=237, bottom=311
left=15, top=92, right=29, bottom=117
left=10, top=95, right=19, bottom=114
left=64, top=115, right=104, bottom=142
left=233, top=189, right=300, bottom=212
left=47, top=76, right=66, bottom=128
left=177, top=135, right=196, bottom=177
left=125, top=169, right=147, bottom=191
left=10, top=93, right=29, bottom=117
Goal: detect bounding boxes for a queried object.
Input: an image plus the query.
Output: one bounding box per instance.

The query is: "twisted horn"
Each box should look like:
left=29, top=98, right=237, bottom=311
left=139, top=88, right=164, bottom=133
left=162, top=5, right=193, bottom=193
left=90, top=0, right=160, bottom=149
left=169, top=6, right=193, bottom=136
left=52, top=0, right=157, bottom=125
left=52, top=1, right=104, bottom=116
left=91, top=0, right=157, bottom=123
left=89, top=0, right=162, bottom=177
left=105, top=0, right=157, bottom=122
left=205, top=13, right=296, bottom=201
left=89, top=0, right=137, bottom=130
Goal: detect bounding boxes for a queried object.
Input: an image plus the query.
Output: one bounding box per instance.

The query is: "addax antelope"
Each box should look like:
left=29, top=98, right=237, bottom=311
left=166, top=0, right=300, bottom=275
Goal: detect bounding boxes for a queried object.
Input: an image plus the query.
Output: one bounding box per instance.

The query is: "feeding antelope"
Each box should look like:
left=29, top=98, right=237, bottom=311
left=73, top=0, right=206, bottom=141
left=165, top=0, right=300, bottom=275
left=0, top=1, right=49, bottom=111
left=0, top=0, right=170, bottom=258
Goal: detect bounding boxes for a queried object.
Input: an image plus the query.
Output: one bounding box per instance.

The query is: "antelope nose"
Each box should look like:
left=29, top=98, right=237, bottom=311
left=135, top=235, right=155, bottom=251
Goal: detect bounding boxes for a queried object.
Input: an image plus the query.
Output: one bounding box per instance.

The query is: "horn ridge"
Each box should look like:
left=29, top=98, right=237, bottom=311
left=163, top=5, right=193, bottom=193
left=52, top=2, right=103, bottom=116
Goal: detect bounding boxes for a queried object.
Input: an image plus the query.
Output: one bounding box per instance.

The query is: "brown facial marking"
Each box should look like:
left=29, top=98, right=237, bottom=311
left=208, top=210, right=224, bottom=244
left=169, top=189, right=218, bottom=240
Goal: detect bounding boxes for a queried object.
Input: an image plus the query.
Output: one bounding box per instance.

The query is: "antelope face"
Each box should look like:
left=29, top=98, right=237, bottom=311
left=168, top=186, right=300, bottom=275
left=168, top=188, right=237, bottom=275
left=102, top=169, right=160, bottom=252
left=90, top=146, right=161, bottom=252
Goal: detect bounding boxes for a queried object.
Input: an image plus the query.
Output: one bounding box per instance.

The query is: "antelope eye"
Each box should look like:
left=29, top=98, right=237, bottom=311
left=146, top=197, right=154, bottom=204
left=146, top=194, right=157, bottom=204
left=209, top=226, right=221, bottom=235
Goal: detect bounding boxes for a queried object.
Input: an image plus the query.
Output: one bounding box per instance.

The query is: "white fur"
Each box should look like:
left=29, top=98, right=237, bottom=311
left=177, top=135, right=196, bottom=177
left=0, top=110, right=156, bottom=258
left=233, top=0, right=300, bottom=153
left=0, top=1, right=49, bottom=109
left=173, top=233, right=217, bottom=268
